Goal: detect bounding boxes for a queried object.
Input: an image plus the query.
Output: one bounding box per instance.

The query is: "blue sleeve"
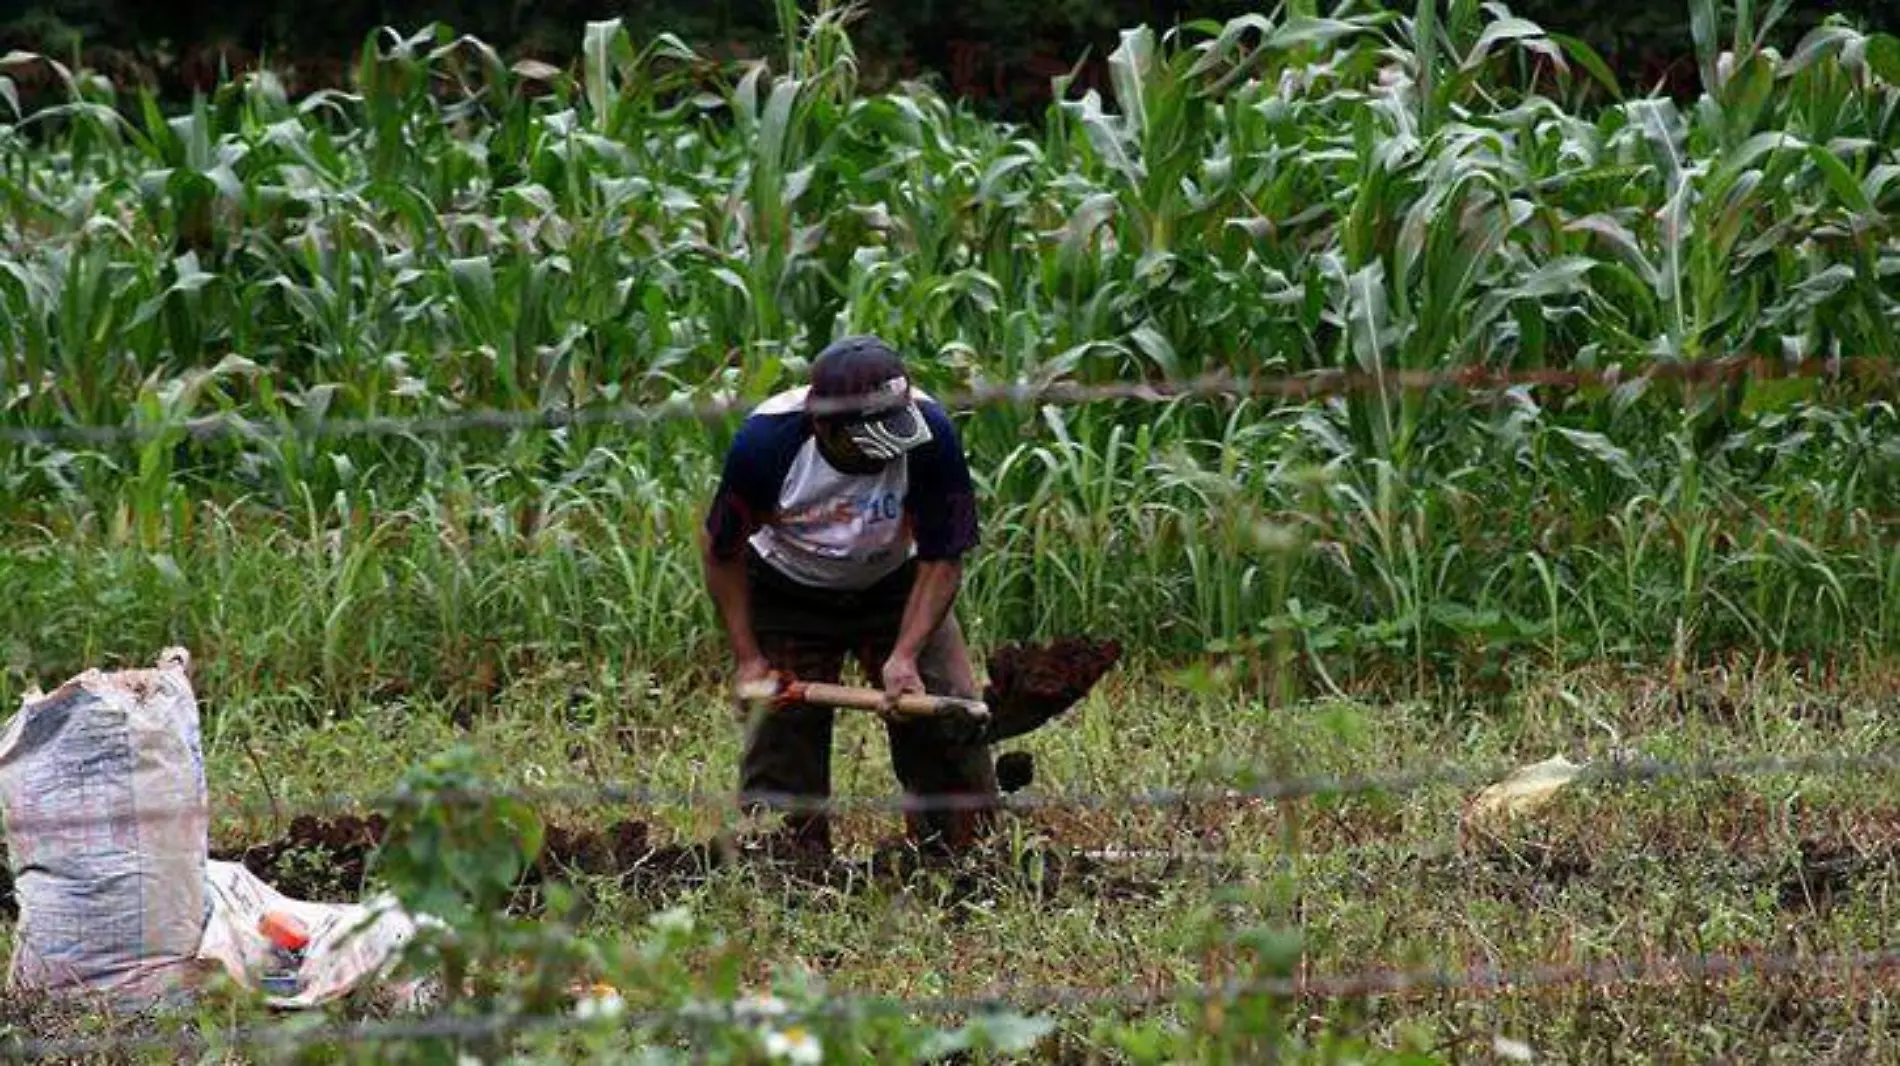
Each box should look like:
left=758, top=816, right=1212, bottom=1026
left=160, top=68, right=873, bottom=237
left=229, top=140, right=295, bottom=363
left=705, top=414, right=801, bottom=560
left=906, top=403, right=979, bottom=561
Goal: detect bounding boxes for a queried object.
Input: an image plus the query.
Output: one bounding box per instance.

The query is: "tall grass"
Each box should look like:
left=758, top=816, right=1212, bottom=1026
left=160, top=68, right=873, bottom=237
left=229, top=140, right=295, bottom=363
left=2, top=1, right=1899, bottom=709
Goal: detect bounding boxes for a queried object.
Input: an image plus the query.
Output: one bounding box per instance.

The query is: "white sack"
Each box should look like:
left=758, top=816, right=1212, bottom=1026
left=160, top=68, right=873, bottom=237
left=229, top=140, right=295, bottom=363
left=0, top=648, right=209, bottom=1006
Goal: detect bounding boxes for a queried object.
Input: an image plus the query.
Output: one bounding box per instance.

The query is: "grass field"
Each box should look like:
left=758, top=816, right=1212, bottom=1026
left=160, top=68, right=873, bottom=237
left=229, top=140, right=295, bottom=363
left=5, top=0, right=1900, bottom=1060
left=12, top=661, right=1900, bottom=1062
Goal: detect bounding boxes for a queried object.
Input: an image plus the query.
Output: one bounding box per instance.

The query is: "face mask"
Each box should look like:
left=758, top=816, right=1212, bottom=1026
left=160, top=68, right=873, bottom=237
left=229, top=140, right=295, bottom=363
left=817, top=376, right=933, bottom=462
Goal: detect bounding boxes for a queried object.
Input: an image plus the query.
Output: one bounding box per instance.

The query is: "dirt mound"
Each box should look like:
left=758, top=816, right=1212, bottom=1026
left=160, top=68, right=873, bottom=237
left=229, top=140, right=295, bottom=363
left=207, top=813, right=1155, bottom=909
left=539, top=821, right=720, bottom=895
left=216, top=814, right=390, bottom=901
left=981, top=638, right=1122, bottom=742
left=211, top=814, right=707, bottom=902
left=1775, top=837, right=1900, bottom=915
left=540, top=820, right=653, bottom=875
left=0, top=815, right=1188, bottom=924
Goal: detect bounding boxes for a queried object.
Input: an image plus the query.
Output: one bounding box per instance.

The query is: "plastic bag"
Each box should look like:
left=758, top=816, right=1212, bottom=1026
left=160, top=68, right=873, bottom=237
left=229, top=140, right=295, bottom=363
left=1461, top=753, right=1587, bottom=835
left=196, top=860, right=438, bottom=1010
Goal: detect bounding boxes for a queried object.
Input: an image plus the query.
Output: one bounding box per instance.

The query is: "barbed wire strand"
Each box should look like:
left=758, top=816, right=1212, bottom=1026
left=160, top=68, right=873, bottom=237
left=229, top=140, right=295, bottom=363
left=3, top=358, right=1898, bottom=1054
left=6, top=742, right=1900, bottom=837
left=2, top=354, right=1894, bottom=449
left=10, top=942, right=1900, bottom=1061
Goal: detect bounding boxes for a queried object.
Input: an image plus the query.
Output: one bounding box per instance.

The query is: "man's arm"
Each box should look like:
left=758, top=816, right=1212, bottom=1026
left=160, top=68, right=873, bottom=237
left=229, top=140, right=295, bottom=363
left=882, top=559, right=962, bottom=696
left=701, top=526, right=768, bottom=679
left=884, top=403, right=979, bottom=698
left=702, top=419, right=783, bottom=684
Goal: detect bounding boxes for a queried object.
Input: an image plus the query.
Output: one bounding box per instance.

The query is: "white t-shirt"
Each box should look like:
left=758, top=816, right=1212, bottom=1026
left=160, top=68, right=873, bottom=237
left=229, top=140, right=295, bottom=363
left=704, top=386, right=979, bottom=590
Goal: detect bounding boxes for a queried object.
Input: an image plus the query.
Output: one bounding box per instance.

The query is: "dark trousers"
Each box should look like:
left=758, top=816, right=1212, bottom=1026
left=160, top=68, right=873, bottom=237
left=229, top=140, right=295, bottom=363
left=739, top=550, right=998, bottom=853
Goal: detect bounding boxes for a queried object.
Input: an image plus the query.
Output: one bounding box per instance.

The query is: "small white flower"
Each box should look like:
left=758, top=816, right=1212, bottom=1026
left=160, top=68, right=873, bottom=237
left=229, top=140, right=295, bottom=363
left=763, top=1025, right=822, bottom=1064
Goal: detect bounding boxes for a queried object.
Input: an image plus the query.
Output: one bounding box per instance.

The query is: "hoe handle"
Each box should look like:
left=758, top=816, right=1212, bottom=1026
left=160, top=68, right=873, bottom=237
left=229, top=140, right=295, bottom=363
left=739, top=679, right=990, bottom=722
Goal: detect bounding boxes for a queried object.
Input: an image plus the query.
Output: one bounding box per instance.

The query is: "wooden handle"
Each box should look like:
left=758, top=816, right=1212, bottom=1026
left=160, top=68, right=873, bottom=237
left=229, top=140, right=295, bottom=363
left=799, top=682, right=990, bottom=720
left=739, top=679, right=990, bottom=721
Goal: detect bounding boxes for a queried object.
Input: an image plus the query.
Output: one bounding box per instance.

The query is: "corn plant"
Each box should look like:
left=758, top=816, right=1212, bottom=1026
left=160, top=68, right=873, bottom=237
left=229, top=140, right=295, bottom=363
left=2, top=1, right=1899, bottom=709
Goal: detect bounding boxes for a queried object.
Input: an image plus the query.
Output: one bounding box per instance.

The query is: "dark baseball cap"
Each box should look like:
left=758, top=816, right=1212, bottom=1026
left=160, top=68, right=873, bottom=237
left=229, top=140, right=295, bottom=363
left=807, top=335, right=933, bottom=461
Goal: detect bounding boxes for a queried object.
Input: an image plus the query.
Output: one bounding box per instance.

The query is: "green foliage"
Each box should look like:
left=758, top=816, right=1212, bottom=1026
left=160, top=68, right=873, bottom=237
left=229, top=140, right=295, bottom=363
left=1, top=2, right=1899, bottom=717
left=316, top=743, right=1357, bottom=1064
left=5, top=2, right=1898, bottom=111
left=377, top=747, right=547, bottom=927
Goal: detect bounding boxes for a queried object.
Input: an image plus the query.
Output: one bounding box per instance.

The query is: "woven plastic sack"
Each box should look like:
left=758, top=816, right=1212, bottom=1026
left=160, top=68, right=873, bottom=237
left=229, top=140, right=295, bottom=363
left=0, top=648, right=210, bottom=1005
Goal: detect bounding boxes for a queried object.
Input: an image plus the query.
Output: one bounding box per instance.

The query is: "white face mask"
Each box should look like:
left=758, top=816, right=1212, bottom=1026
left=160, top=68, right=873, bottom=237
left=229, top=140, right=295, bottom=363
left=831, top=377, right=932, bottom=461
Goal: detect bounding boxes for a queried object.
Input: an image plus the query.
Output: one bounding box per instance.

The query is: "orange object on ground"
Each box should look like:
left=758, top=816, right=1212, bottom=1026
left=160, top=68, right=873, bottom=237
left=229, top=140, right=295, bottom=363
left=259, top=911, right=311, bottom=953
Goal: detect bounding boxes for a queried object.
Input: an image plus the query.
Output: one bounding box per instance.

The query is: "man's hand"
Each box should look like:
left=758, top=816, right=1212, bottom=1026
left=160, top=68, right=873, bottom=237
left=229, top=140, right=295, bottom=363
left=884, top=559, right=960, bottom=707
left=737, top=655, right=774, bottom=686
left=735, top=654, right=775, bottom=702
left=732, top=654, right=777, bottom=722
left=881, top=653, right=924, bottom=705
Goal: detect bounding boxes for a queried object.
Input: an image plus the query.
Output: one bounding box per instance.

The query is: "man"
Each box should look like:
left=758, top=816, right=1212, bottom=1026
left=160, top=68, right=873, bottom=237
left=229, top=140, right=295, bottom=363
left=700, top=335, right=999, bottom=858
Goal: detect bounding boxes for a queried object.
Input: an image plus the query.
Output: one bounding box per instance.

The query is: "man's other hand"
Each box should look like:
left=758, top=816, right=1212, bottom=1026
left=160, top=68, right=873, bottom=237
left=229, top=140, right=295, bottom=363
left=881, top=653, right=924, bottom=704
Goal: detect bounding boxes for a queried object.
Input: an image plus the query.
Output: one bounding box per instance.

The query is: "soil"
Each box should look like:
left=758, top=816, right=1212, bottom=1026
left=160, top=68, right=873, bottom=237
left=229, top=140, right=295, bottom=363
left=0, top=639, right=1129, bottom=915
left=215, top=810, right=1173, bottom=907
left=981, top=637, right=1123, bottom=741
left=0, top=809, right=1181, bottom=921
left=6, top=799, right=1899, bottom=923
left=1430, top=825, right=1900, bottom=914
left=213, top=814, right=390, bottom=900
left=210, top=814, right=706, bottom=903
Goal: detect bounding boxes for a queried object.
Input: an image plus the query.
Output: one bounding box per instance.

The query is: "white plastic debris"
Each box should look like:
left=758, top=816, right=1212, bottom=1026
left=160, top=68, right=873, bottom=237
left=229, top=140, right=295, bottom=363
left=196, top=860, right=439, bottom=1010
left=1462, top=754, right=1587, bottom=833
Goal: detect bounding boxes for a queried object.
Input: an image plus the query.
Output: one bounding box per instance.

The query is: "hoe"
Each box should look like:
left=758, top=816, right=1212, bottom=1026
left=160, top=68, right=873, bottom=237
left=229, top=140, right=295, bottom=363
left=736, top=637, right=1123, bottom=753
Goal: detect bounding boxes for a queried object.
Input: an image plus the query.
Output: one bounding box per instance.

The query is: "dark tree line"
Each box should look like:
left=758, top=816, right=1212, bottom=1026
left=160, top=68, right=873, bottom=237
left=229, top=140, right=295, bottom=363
left=5, top=1, right=1894, bottom=116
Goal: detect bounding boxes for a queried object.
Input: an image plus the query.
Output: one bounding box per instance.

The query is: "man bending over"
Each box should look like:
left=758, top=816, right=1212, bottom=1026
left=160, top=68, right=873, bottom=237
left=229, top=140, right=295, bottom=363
left=700, top=335, right=999, bottom=858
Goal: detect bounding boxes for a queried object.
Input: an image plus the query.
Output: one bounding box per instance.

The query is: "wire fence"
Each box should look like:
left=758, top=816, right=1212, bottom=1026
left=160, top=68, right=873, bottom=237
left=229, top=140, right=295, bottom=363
left=5, top=352, right=1900, bottom=1059
left=5, top=741, right=1900, bottom=836
left=2, top=353, right=1894, bottom=448
left=11, top=942, right=1900, bottom=1061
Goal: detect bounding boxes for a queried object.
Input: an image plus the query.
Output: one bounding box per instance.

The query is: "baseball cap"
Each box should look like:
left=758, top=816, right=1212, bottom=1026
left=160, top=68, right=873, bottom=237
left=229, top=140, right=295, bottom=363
left=807, top=335, right=933, bottom=461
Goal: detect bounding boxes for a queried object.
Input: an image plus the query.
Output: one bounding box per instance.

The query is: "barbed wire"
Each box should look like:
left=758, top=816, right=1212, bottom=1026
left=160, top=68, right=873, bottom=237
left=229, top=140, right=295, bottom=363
left=1064, top=494, right=1900, bottom=560
left=6, top=353, right=1900, bottom=1057
left=10, top=942, right=1900, bottom=1061
left=6, top=741, right=1900, bottom=837
left=1, top=354, right=1893, bottom=449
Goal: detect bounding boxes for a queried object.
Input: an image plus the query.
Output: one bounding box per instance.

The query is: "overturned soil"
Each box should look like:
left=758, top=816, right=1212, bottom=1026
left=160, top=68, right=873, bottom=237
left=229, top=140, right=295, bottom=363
left=227, top=810, right=1174, bottom=907
left=10, top=790, right=1900, bottom=923
left=8, top=807, right=1900, bottom=941
left=985, top=638, right=1122, bottom=706
left=1430, top=802, right=1900, bottom=914
left=209, top=813, right=706, bottom=903
left=981, top=637, right=1123, bottom=740
left=0, top=639, right=1134, bottom=917
left=216, top=814, right=390, bottom=900
left=0, top=808, right=1182, bottom=921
